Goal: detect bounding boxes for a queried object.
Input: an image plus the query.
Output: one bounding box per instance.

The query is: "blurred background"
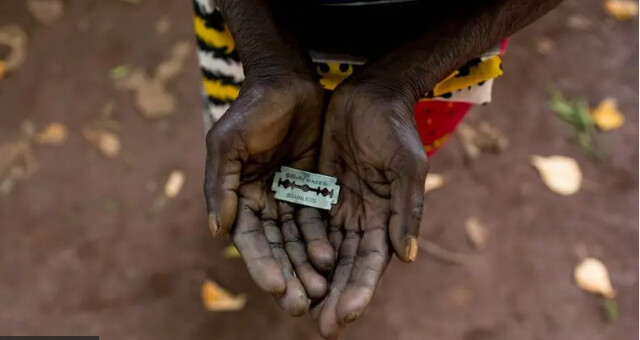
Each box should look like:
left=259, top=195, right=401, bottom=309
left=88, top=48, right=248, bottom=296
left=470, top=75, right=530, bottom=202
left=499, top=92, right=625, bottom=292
left=0, top=0, right=638, bottom=339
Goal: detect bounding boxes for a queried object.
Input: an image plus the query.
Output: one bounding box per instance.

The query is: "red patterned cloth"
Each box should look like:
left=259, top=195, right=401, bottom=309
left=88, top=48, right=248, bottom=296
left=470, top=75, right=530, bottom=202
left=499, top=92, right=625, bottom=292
left=414, top=39, right=507, bottom=156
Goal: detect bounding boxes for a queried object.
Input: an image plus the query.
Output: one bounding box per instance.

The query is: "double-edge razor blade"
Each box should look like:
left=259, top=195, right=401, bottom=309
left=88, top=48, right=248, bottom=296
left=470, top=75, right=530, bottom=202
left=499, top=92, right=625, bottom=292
left=271, top=166, right=340, bottom=210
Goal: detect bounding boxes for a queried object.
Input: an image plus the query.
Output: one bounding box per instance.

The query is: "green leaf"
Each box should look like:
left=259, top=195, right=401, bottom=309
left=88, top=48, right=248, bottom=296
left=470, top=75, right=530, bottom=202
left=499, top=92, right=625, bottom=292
left=603, top=298, right=619, bottom=324
left=547, top=90, right=601, bottom=157
left=576, top=99, right=594, bottom=129
left=110, top=64, right=130, bottom=80
left=549, top=93, right=575, bottom=121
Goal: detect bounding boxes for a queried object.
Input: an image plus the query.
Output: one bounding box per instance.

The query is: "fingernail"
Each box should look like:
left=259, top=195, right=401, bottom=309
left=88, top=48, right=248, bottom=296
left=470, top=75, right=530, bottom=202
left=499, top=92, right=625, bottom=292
left=406, top=236, right=418, bottom=262
left=344, top=311, right=360, bottom=323
left=208, top=213, right=219, bottom=236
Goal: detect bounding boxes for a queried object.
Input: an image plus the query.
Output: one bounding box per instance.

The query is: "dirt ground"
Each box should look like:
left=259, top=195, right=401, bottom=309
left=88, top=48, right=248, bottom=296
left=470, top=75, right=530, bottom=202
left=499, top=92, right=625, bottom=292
left=0, top=0, right=638, bottom=339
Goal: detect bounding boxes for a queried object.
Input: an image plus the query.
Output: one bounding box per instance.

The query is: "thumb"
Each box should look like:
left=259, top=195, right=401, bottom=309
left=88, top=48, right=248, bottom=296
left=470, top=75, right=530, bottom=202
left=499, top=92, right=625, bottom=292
left=204, top=121, right=242, bottom=237
left=386, top=136, right=429, bottom=263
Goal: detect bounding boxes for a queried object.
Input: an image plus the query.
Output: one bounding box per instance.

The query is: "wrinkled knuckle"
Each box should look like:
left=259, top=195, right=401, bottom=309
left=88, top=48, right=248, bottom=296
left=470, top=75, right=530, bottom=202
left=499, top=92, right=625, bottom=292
left=280, top=212, right=295, bottom=223
left=206, top=116, right=239, bottom=148
left=329, top=224, right=341, bottom=234
left=358, top=247, right=386, bottom=259
left=296, top=208, right=322, bottom=223
left=233, top=228, right=262, bottom=241
left=284, top=236, right=303, bottom=246
left=263, top=219, right=278, bottom=229
left=268, top=241, right=284, bottom=251
left=344, top=231, right=360, bottom=241
left=337, top=255, right=355, bottom=267
left=291, top=256, right=311, bottom=268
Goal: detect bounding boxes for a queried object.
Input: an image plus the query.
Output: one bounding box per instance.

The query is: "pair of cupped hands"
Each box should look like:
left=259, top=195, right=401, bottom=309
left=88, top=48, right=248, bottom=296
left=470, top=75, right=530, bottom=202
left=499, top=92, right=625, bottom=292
left=204, top=64, right=429, bottom=338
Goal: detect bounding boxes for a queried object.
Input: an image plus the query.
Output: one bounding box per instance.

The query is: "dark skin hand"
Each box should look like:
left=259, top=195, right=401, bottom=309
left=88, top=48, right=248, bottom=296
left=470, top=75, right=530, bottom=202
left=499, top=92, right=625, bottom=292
left=308, top=0, right=563, bottom=338
left=204, top=0, right=562, bottom=335
left=313, top=84, right=428, bottom=338
left=204, top=0, right=335, bottom=316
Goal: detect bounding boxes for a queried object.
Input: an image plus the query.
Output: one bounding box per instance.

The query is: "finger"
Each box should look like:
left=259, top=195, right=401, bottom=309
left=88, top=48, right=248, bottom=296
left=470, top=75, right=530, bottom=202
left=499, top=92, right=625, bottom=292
left=232, top=199, right=285, bottom=295
left=279, top=203, right=328, bottom=300
left=318, top=231, right=359, bottom=339
left=386, top=139, right=429, bottom=263
left=296, top=207, right=336, bottom=272
left=316, top=116, right=343, bottom=267
left=311, top=219, right=345, bottom=321
left=336, top=227, right=390, bottom=324
left=318, top=109, right=341, bottom=178
left=204, top=121, right=242, bottom=237
left=310, top=298, right=326, bottom=321
left=263, top=219, right=310, bottom=317
left=328, top=224, right=343, bottom=259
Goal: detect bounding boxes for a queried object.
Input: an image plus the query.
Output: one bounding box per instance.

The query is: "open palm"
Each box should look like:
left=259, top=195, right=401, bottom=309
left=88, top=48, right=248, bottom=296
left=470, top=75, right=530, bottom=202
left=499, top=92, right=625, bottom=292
left=314, top=84, right=429, bottom=338
left=204, top=76, right=335, bottom=315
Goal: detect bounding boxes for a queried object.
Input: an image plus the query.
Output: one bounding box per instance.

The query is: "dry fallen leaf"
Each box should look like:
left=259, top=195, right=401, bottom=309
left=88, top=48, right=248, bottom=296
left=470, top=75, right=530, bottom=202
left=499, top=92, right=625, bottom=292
left=0, top=120, right=40, bottom=181
left=115, top=41, right=191, bottom=119
left=574, top=257, right=616, bottom=298
left=0, top=136, right=38, bottom=194
left=457, top=122, right=508, bottom=160
left=0, top=25, right=28, bottom=70
left=116, top=70, right=174, bottom=119
left=135, top=79, right=176, bottom=118
left=82, top=127, right=120, bottom=158
left=424, top=173, right=444, bottom=193
left=530, top=155, right=582, bottom=196
left=465, top=217, right=489, bottom=249
left=155, top=18, right=171, bottom=34
left=0, top=61, right=7, bottom=80
left=35, top=122, right=68, bottom=145
left=26, top=0, right=64, bottom=25
left=591, top=98, right=624, bottom=131
left=155, top=40, right=192, bottom=81
left=0, top=140, right=30, bottom=178
left=202, top=279, right=247, bottom=312
left=604, top=0, right=638, bottom=20
left=0, top=178, right=15, bottom=196
left=164, top=170, right=185, bottom=198
left=477, top=122, right=509, bottom=151
left=567, top=14, right=593, bottom=30
left=536, top=37, right=555, bottom=55
left=223, top=244, right=241, bottom=258
left=20, top=120, right=36, bottom=138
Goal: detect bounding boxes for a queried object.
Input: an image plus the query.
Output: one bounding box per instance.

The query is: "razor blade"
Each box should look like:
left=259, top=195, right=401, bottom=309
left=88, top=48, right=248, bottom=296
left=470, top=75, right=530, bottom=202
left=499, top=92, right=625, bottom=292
left=271, top=166, right=340, bottom=210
